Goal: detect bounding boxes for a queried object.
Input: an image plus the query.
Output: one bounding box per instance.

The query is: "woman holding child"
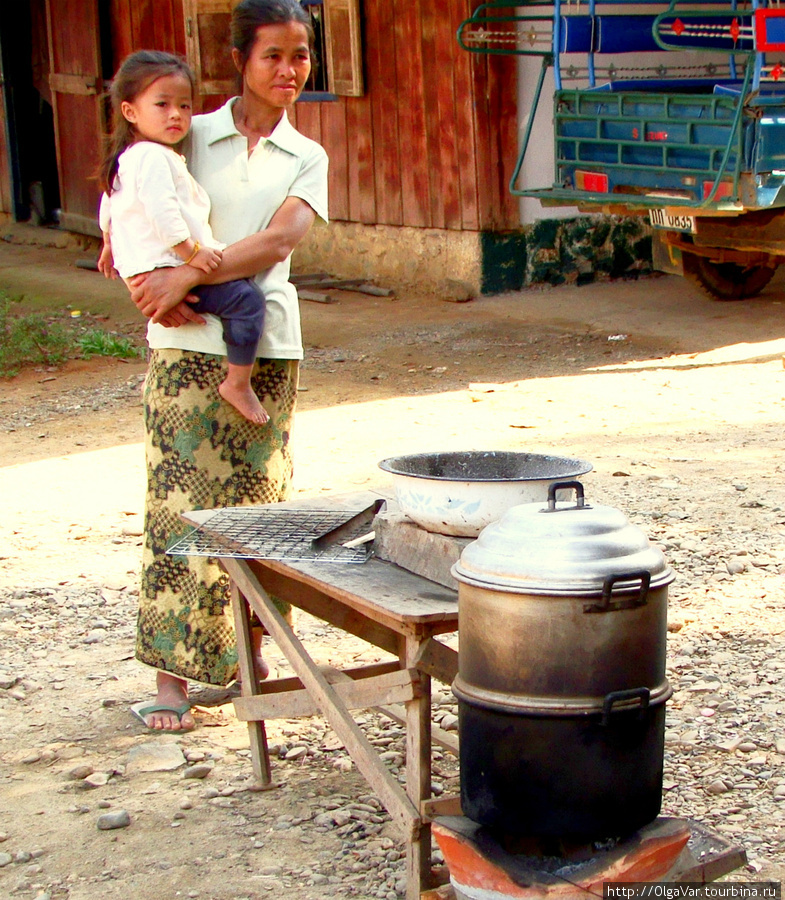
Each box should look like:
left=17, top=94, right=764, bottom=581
left=100, top=0, right=328, bottom=731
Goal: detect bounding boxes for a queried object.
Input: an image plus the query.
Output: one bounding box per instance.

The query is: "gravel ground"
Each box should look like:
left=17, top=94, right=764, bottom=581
left=1, top=274, right=784, bottom=899
left=1, top=466, right=783, bottom=898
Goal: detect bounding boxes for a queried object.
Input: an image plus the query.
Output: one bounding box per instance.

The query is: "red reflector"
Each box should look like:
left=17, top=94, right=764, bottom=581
left=755, top=8, right=785, bottom=53
left=702, top=181, right=734, bottom=200
left=575, top=170, right=609, bottom=193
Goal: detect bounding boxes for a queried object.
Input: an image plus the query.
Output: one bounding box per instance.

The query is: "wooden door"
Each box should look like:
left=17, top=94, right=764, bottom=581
left=0, top=47, right=13, bottom=216
left=45, top=0, right=104, bottom=235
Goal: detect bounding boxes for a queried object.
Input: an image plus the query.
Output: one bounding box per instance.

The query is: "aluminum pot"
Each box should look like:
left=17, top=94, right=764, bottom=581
left=451, top=482, right=675, bottom=839
left=377, top=451, right=593, bottom=536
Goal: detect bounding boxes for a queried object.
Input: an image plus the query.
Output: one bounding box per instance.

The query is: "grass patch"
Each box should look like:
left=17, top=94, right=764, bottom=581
left=77, top=329, right=139, bottom=360
left=0, top=296, right=73, bottom=377
left=0, top=294, right=142, bottom=378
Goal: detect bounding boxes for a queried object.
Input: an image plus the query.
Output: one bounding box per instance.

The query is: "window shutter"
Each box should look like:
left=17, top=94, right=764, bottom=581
left=183, top=0, right=236, bottom=109
left=323, top=0, right=364, bottom=97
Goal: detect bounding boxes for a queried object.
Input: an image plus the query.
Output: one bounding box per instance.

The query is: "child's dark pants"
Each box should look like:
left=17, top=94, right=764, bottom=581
left=191, top=279, right=264, bottom=366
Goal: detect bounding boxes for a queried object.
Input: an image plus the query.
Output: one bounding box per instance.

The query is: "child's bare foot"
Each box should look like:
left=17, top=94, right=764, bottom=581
left=218, top=380, right=269, bottom=425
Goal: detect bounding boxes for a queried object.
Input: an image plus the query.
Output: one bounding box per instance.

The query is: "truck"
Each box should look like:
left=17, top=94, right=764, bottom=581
left=459, top=0, right=785, bottom=299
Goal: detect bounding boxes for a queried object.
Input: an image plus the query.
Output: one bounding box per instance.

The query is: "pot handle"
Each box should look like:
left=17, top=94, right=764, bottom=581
left=543, top=480, right=589, bottom=512
left=584, top=570, right=651, bottom=613
left=601, top=687, right=650, bottom=726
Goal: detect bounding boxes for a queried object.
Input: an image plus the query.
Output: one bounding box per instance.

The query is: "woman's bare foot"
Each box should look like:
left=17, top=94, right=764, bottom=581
left=142, top=671, right=195, bottom=731
left=219, top=379, right=269, bottom=425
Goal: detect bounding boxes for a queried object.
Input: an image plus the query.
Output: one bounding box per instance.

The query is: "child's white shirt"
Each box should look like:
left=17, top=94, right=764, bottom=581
left=99, top=141, right=223, bottom=279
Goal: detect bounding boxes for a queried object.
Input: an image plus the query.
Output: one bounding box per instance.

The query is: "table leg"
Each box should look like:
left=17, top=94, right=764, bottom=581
left=405, top=633, right=432, bottom=900
left=230, top=583, right=272, bottom=786
left=225, top=558, right=421, bottom=840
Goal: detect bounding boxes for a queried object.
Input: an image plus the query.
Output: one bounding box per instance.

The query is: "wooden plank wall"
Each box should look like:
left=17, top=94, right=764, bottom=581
left=103, top=0, right=517, bottom=233
left=108, top=0, right=186, bottom=68
left=291, top=0, right=519, bottom=232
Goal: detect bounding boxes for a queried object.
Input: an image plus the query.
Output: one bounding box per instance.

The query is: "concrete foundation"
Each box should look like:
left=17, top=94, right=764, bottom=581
left=293, top=221, right=487, bottom=299
left=294, top=215, right=653, bottom=298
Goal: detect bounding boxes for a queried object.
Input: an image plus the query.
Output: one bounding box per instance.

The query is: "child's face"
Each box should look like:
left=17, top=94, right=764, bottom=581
left=121, top=73, right=193, bottom=147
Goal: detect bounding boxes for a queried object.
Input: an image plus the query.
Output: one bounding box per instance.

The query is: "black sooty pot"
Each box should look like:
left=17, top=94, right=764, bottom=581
left=451, top=482, right=675, bottom=841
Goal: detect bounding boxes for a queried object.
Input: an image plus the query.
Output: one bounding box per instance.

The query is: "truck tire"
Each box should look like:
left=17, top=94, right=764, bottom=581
left=682, top=252, right=777, bottom=301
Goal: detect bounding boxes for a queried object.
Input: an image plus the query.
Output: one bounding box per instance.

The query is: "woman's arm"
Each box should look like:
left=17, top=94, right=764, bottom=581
left=201, top=196, right=317, bottom=283
left=129, top=196, right=318, bottom=323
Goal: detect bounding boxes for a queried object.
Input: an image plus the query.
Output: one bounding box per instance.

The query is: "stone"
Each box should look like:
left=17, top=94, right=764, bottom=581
left=716, top=738, right=744, bottom=752
left=96, top=810, right=130, bottom=830
left=83, top=772, right=111, bottom=788
left=182, top=764, right=213, bottom=780
left=126, top=741, right=186, bottom=773
left=260, top=865, right=283, bottom=876
left=706, top=779, right=731, bottom=795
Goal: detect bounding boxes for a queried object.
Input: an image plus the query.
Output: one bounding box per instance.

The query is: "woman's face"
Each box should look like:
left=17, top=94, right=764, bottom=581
left=233, top=21, right=312, bottom=112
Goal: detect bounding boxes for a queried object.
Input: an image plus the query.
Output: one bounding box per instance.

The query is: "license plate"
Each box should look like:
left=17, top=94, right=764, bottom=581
left=648, top=208, right=696, bottom=233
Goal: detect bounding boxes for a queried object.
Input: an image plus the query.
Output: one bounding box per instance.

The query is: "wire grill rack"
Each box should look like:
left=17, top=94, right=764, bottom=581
left=166, top=506, right=376, bottom=564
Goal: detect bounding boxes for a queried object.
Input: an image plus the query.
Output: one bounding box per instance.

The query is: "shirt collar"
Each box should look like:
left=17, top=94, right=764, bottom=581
left=204, top=97, right=313, bottom=158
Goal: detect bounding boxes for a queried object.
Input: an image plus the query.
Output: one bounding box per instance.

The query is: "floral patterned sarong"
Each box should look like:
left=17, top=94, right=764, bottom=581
left=136, top=349, right=298, bottom=685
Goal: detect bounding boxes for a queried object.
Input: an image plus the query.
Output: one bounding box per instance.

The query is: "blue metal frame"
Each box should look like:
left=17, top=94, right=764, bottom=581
left=458, top=0, right=785, bottom=211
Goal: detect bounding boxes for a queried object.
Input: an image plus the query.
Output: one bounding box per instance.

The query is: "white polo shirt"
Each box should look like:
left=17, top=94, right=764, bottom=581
left=146, top=99, right=329, bottom=360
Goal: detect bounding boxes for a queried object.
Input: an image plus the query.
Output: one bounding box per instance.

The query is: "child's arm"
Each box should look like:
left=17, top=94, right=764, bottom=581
left=129, top=197, right=316, bottom=323
left=97, top=231, right=118, bottom=279
left=97, top=194, right=118, bottom=279
left=171, top=238, right=222, bottom=274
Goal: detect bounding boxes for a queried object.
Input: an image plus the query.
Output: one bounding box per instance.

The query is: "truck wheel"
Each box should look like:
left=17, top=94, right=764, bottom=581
left=682, top=253, right=777, bottom=301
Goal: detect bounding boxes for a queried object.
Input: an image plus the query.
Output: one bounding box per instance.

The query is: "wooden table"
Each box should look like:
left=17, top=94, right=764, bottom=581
left=182, top=494, right=461, bottom=900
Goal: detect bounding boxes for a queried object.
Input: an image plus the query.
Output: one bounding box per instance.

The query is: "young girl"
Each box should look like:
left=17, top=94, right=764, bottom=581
left=98, top=50, right=269, bottom=425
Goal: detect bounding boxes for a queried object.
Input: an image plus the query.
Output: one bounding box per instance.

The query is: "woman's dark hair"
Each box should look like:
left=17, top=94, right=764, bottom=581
left=231, top=0, right=316, bottom=76
left=98, top=50, right=195, bottom=194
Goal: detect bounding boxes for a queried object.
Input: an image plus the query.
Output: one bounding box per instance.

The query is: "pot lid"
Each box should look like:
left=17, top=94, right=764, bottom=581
left=452, top=483, right=674, bottom=596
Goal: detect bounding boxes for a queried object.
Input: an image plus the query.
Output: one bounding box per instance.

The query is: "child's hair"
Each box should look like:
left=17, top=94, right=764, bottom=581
left=98, top=50, right=195, bottom=194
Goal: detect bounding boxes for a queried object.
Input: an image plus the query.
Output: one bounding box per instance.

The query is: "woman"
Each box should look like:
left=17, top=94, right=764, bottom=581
left=112, top=0, right=328, bottom=731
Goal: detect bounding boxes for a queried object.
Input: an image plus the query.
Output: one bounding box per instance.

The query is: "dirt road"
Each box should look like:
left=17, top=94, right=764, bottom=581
left=1, top=230, right=784, bottom=899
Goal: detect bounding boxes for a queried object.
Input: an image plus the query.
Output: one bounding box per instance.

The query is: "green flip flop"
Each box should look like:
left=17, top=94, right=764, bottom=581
left=130, top=700, right=194, bottom=731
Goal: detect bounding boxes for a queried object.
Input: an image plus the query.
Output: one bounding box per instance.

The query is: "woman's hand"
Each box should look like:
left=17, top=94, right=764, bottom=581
left=128, top=266, right=205, bottom=325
